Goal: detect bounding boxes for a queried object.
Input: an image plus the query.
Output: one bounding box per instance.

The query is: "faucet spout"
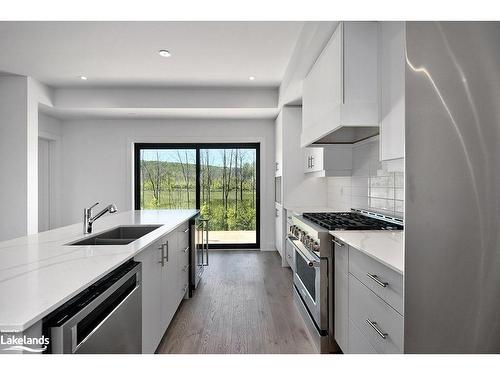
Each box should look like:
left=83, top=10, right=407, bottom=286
left=83, top=203, right=117, bottom=234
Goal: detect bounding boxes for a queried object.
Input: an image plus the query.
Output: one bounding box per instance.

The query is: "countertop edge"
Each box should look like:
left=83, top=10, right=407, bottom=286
left=330, top=230, right=404, bottom=275
left=0, top=210, right=199, bottom=332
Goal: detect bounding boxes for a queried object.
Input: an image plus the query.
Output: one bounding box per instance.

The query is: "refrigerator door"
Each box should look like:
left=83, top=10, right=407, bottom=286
left=405, top=22, right=500, bottom=353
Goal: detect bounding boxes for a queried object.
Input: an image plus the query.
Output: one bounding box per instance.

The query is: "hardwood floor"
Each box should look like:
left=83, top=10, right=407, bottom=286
left=156, top=250, right=317, bottom=354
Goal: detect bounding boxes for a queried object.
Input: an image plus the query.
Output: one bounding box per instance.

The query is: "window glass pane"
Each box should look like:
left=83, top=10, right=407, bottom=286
left=139, top=149, right=196, bottom=209
left=200, top=148, right=257, bottom=245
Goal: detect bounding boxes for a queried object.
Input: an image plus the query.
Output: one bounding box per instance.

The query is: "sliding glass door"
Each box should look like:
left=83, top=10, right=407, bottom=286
left=199, top=147, right=258, bottom=246
left=135, top=143, right=259, bottom=248
left=136, top=147, right=197, bottom=209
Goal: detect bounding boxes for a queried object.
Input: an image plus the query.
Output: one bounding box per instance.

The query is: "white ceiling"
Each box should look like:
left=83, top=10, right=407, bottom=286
left=0, top=21, right=303, bottom=88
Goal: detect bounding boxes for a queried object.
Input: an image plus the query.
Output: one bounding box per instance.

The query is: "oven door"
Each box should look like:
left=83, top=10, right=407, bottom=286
left=288, top=237, right=324, bottom=329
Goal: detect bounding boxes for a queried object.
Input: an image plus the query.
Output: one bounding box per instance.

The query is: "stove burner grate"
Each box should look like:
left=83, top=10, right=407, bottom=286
left=302, top=212, right=403, bottom=231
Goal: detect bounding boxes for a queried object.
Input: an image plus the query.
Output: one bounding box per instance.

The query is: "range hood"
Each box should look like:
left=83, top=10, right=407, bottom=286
left=311, top=125, right=379, bottom=145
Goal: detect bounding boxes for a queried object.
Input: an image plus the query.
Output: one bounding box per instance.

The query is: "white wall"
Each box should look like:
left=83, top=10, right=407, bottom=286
left=39, top=111, right=62, bottom=137
left=59, top=118, right=276, bottom=250
left=0, top=76, right=29, bottom=241
left=326, top=137, right=404, bottom=217
left=38, top=112, right=62, bottom=229
left=0, top=75, right=54, bottom=241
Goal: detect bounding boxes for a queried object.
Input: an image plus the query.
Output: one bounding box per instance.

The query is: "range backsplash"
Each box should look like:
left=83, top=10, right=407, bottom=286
left=326, top=138, right=404, bottom=217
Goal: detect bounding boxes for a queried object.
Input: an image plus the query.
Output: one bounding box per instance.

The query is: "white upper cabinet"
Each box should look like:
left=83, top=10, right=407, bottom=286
left=379, top=22, right=405, bottom=161
left=303, top=145, right=352, bottom=177
left=275, top=111, right=283, bottom=177
left=301, top=22, right=379, bottom=147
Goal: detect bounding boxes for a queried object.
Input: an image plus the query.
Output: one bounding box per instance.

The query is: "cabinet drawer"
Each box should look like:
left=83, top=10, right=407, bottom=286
left=180, top=263, right=189, bottom=284
left=348, top=319, right=377, bottom=354
left=179, top=245, right=189, bottom=266
left=179, top=268, right=189, bottom=301
left=349, top=246, right=404, bottom=315
left=285, top=238, right=295, bottom=270
left=178, top=225, right=189, bottom=247
left=349, top=275, right=403, bottom=354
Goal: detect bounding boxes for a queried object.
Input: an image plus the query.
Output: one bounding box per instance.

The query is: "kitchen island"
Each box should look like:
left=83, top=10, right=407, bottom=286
left=0, top=209, right=198, bottom=335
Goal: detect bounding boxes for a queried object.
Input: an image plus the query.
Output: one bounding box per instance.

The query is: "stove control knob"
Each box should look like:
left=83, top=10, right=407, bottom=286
left=312, top=242, right=320, bottom=252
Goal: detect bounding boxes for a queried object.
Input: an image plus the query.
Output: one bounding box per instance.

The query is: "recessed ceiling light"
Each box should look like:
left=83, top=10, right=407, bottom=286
left=79, top=76, right=88, bottom=81
left=158, top=50, right=171, bottom=57
left=248, top=76, right=256, bottom=81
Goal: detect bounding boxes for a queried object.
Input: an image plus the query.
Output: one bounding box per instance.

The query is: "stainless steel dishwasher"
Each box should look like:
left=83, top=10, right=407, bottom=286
left=44, top=260, right=142, bottom=354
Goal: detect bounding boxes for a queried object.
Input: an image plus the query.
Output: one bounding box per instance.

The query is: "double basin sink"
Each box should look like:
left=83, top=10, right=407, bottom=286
left=68, top=225, right=162, bottom=246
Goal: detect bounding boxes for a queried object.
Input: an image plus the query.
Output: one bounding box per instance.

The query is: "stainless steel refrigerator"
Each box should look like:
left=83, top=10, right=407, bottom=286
left=405, top=22, right=500, bottom=353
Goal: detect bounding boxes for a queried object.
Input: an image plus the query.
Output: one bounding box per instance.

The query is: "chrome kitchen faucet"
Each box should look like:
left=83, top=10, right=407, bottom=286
left=83, top=202, right=117, bottom=234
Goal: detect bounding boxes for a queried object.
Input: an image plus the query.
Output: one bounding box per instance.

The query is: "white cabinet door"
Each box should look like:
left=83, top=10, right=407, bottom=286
left=134, top=220, right=191, bottom=354
left=379, top=21, right=405, bottom=161
left=301, top=22, right=379, bottom=148
left=303, top=148, right=313, bottom=173
left=303, top=146, right=352, bottom=176
left=275, top=203, right=283, bottom=256
left=334, top=239, right=349, bottom=352
left=303, top=147, right=323, bottom=173
left=275, top=111, right=283, bottom=176
left=176, top=224, right=190, bottom=304
left=160, top=232, right=177, bottom=331
left=309, top=148, right=324, bottom=172
left=302, top=24, right=342, bottom=147
left=134, top=238, right=163, bottom=354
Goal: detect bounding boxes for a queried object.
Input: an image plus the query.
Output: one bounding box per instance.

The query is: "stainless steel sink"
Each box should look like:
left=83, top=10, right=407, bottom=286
left=67, top=225, right=162, bottom=246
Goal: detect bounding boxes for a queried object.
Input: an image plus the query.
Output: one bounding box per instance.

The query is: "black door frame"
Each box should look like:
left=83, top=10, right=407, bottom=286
left=134, top=142, right=260, bottom=249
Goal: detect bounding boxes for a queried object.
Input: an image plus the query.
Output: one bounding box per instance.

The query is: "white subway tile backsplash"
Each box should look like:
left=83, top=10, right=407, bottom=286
left=395, top=188, right=404, bottom=201
left=395, top=200, right=404, bottom=213
left=395, top=172, right=404, bottom=188
left=326, top=138, right=404, bottom=217
left=370, top=197, right=396, bottom=211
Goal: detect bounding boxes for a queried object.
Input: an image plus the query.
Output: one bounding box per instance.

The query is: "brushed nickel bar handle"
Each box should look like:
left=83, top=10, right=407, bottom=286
left=184, top=228, right=189, bottom=233
left=366, top=273, right=389, bottom=287
left=158, top=243, right=165, bottom=267
left=332, top=239, right=344, bottom=247
left=203, top=222, right=209, bottom=266
left=366, top=319, right=388, bottom=339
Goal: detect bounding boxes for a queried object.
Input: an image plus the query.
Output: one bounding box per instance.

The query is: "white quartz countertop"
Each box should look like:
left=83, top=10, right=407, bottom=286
left=0, top=209, right=198, bottom=332
left=330, top=230, right=404, bottom=274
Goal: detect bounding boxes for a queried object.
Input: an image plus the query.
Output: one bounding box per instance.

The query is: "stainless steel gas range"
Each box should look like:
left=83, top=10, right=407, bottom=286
left=287, top=209, right=403, bottom=353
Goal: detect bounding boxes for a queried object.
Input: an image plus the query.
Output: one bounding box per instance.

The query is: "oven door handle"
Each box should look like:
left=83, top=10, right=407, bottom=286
left=287, top=237, right=320, bottom=268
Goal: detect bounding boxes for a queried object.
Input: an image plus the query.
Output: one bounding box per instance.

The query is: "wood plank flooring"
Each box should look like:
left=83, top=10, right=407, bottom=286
left=156, top=250, right=317, bottom=354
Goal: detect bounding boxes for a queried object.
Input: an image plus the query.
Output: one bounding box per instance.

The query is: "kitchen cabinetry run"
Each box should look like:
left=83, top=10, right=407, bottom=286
left=379, top=21, right=405, bottom=162
left=333, top=238, right=348, bottom=352
left=301, top=22, right=379, bottom=147
left=303, top=145, right=352, bottom=177
left=134, top=221, right=190, bottom=354
left=275, top=203, right=283, bottom=260
left=134, top=237, right=163, bottom=354
left=334, top=239, right=404, bottom=354
left=275, top=106, right=326, bottom=266
left=275, top=111, right=283, bottom=177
